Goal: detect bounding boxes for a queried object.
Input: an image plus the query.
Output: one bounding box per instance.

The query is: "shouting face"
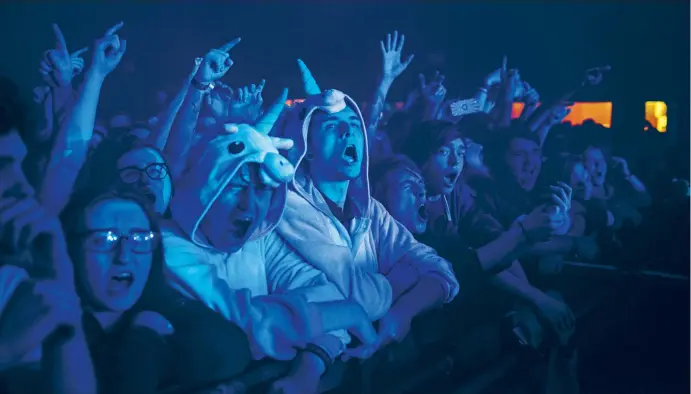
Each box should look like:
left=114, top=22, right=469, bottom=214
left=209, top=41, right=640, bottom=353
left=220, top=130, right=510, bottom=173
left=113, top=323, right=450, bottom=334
left=307, top=106, right=364, bottom=181
left=75, top=198, right=155, bottom=312
left=382, top=168, right=428, bottom=234
left=199, top=163, right=274, bottom=253
left=117, top=147, right=172, bottom=215
left=423, top=138, right=465, bottom=196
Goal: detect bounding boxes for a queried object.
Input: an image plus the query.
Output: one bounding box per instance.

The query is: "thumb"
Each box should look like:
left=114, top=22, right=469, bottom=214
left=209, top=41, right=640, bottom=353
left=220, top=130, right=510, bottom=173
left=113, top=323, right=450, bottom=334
left=418, top=73, right=426, bottom=88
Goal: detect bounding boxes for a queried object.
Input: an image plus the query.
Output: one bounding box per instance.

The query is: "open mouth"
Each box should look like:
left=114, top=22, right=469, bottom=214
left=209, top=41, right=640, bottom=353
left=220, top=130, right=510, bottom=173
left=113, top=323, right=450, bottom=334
left=443, top=172, right=457, bottom=186
left=417, top=204, right=428, bottom=221
left=142, top=190, right=157, bottom=204
left=109, top=271, right=134, bottom=293
left=343, top=145, right=358, bottom=165
left=229, top=217, right=253, bottom=238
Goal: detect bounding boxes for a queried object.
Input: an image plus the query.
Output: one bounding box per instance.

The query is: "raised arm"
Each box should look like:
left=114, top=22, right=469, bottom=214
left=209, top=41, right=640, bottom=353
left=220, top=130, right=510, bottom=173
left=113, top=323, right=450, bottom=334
left=39, top=22, right=127, bottom=215
left=143, top=60, right=201, bottom=150
left=364, top=31, right=414, bottom=139
left=164, top=39, right=241, bottom=181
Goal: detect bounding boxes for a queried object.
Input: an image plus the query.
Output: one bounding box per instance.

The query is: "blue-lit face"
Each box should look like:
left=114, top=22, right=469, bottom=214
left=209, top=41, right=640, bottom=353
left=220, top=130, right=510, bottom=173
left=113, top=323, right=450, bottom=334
left=117, top=147, right=172, bottom=215
left=307, top=107, right=364, bottom=181
left=584, top=147, right=607, bottom=187
left=423, top=138, right=465, bottom=196
left=383, top=168, right=428, bottom=235
left=76, top=199, right=153, bottom=312
left=199, top=163, right=274, bottom=253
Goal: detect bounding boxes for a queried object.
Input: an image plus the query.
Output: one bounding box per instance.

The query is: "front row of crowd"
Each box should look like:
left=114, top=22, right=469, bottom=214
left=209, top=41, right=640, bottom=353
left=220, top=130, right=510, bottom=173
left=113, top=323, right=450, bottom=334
left=0, top=24, right=658, bottom=394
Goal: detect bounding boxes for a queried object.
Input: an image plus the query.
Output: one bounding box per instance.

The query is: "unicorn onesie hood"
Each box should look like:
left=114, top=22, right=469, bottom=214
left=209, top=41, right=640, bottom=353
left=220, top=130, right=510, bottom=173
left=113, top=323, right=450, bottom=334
left=163, top=90, right=347, bottom=360
left=274, top=60, right=459, bottom=321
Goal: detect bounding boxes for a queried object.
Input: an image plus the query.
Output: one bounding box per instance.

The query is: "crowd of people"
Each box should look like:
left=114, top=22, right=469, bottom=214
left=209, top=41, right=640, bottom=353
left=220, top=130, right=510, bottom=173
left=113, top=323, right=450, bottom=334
left=0, top=20, right=687, bottom=394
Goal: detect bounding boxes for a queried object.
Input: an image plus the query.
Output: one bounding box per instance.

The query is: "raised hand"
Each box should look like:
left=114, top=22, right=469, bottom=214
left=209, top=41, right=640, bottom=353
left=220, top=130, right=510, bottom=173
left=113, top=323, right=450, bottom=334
left=39, top=24, right=88, bottom=88
left=522, top=81, right=539, bottom=104
left=583, top=65, right=610, bottom=87
left=90, top=21, right=127, bottom=79
left=0, top=278, right=82, bottom=369
left=550, top=181, right=573, bottom=215
left=548, top=101, right=573, bottom=125
left=610, top=156, right=631, bottom=178
left=419, top=71, right=446, bottom=105
left=228, top=79, right=265, bottom=122
left=381, top=31, right=414, bottom=81
left=195, top=38, right=241, bottom=84
left=0, top=197, right=74, bottom=288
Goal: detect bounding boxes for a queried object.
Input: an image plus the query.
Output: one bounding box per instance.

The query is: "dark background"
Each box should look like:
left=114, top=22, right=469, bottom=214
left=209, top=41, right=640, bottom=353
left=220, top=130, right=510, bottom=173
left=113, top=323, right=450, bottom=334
left=1, top=2, right=688, bottom=105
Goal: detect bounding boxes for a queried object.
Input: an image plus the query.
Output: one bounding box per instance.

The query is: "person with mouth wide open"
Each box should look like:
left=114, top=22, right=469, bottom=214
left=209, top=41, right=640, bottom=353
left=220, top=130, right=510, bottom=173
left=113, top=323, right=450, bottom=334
left=273, top=60, right=459, bottom=356
left=161, top=90, right=377, bottom=366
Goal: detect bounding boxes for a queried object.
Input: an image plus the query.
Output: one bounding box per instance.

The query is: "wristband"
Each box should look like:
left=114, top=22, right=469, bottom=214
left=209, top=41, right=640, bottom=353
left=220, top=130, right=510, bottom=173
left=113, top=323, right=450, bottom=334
left=191, top=78, right=215, bottom=93
left=303, top=343, right=334, bottom=374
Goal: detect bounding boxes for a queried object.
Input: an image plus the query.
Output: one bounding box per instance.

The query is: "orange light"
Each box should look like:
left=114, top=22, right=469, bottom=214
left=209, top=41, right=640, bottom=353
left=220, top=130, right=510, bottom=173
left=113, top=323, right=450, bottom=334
left=285, top=98, right=305, bottom=107
left=511, top=102, right=612, bottom=128
left=644, top=101, right=668, bottom=132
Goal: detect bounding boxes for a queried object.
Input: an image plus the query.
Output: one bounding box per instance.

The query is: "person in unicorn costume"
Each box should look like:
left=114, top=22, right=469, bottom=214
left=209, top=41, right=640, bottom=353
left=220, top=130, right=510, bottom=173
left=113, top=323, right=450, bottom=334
left=161, top=88, right=378, bottom=385
left=274, top=60, right=460, bottom=354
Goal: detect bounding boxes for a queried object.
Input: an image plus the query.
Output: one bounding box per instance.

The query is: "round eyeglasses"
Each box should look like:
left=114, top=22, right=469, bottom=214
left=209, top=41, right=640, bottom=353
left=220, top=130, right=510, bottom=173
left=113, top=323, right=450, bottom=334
left=118, top=163, right=169, bottom=184
left=79, top=230, right=159, bottom=254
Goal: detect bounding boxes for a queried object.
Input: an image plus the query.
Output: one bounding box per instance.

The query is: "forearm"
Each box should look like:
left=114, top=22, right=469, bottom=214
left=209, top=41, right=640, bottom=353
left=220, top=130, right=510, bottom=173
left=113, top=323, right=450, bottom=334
left=490, top=263, right=542, bottom=305
left=626, top=175, right=648, bottom=194
left=422, top=101, right=443, bottom=121
left=520, top=101, right=539, bottom=121
left=147, top=75, right=195, bottom=150
left=389, top=275, right=446, bottom=321
left=365, top=76, right=393, bottom=137
left=42, top=325, right=96, bottom=394
left=473, top=87, right=489, bottom=113
left=525, top=235, right=574, bottom=256
left=475, top=223, right=526, bottom=274
left=292, top=350, right=326, bottom=377
left=165, top=87, right=205, bottom=181
left=39, top=71, right=104, bottom=215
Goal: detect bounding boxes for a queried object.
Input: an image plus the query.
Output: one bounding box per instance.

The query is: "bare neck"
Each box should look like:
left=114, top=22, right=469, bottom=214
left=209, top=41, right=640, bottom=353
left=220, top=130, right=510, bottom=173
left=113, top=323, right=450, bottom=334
left=313, top=178, right=350, bottom=208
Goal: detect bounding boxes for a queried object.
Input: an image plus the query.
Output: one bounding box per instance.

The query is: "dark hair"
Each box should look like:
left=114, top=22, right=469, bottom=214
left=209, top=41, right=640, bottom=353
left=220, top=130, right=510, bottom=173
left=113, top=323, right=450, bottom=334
left=0, top=76, right=31, bottom=139
left=483, top=121, right=540, bottom=178
left=401, top=121, right=463, bottom=168
left=455, top=112, right=493, bottom=145
left=60, top=189, right=168, bottom=312
left=370, top=154, right=422, bottom=203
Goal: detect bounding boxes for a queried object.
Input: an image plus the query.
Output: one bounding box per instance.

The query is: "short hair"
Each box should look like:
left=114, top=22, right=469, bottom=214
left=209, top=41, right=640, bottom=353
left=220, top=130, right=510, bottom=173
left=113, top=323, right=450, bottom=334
left=401, top=121, right=463, bottom=168
left=370, top=154, right=423, bottom=203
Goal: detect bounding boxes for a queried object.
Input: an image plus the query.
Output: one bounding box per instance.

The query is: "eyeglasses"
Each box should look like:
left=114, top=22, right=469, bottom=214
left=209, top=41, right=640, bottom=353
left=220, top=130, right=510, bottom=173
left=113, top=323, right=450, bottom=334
left=79, top=230, right=159, bottom=254
left=118, top=163, right=169, bottom=184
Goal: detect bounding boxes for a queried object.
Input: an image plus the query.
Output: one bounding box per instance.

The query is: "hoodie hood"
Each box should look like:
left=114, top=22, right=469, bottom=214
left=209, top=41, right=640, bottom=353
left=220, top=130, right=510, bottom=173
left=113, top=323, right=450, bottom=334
left=278, top=59, right=371, bottom=217
left=171, top=89, right=295, bottom=251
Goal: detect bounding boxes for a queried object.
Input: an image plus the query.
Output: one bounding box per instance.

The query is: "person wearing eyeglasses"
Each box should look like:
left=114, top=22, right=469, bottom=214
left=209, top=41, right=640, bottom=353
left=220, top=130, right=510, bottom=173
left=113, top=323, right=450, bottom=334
left=59, top=189, right=253, bottom=393
left=115, top=146, right=173, bottom=216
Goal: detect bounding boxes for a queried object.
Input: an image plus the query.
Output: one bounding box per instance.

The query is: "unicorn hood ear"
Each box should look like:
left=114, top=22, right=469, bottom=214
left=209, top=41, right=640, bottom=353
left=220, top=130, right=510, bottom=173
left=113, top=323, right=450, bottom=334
left=255, top=88, right=289, bottom=134
left=297, top=59, right=321, bottom=96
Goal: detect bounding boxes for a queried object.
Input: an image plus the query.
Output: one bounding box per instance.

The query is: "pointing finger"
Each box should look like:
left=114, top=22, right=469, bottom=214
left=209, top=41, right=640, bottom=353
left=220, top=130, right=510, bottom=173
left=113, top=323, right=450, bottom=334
left=70, top=47, right=88, bottom=58
left=219, top=37, right=241, bottom=52
left=104, top=21, right=124, bottom=37
left=52, top=24, right=68, bottom=55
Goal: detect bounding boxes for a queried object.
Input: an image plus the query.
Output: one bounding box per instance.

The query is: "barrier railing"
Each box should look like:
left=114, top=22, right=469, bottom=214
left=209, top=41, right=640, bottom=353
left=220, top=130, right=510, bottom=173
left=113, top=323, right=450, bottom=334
left=160, top=260, right=686, bottom=394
